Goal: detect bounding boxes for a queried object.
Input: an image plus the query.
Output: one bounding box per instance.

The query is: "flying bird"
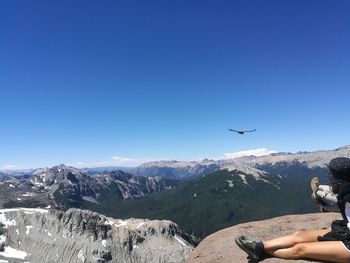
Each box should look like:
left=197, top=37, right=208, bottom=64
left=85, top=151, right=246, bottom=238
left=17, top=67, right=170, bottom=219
left=228, top=128, right=256, bottom=135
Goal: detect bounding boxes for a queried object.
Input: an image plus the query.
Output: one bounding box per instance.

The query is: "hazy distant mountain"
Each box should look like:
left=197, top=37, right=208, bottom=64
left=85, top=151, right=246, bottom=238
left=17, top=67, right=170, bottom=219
left=2, top=169, right=34, bottom=179
left=133, top=145, right=350, bottom=180
left=251, top=145, right=350, bottom=168
left=0, top=172, right=14, bottom=182
left=132, top=160, right=224, bottom=180
left=80, top=166, right=133, bottom=176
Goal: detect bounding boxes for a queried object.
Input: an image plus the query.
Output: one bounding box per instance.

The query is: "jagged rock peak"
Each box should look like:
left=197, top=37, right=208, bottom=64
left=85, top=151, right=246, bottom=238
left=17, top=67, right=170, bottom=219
left=0, top=208, right=196, bottom=263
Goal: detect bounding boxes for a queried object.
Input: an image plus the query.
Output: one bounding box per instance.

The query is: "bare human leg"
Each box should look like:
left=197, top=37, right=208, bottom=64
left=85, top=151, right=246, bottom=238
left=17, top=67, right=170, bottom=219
left=263, top=229, right=330, bottom=251
left=269, top=241, right=350, bottom=263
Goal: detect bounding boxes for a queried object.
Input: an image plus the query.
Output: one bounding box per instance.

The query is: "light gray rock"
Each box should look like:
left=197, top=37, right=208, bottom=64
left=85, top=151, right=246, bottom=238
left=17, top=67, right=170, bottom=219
left=0, top=208, right=195, bottom=263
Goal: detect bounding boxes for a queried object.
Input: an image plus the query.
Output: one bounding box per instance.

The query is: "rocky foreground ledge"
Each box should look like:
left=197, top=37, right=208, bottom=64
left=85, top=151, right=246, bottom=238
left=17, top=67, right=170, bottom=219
left=186, top=212, right=341, bottom=263
left=0, top=208, right=196, bottom=263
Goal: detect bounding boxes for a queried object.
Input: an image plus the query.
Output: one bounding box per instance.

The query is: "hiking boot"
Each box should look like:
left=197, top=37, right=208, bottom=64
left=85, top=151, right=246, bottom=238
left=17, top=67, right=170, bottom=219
left=235, top=236, right=264, bottom=262
left=311, top=177, right=320, bottom=201
left=310, top=177, right=326, bottom=212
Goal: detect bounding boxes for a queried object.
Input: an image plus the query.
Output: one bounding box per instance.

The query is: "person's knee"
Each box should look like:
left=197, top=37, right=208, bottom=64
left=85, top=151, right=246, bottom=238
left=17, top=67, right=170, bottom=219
left=290, top=243, right=306, bottom=258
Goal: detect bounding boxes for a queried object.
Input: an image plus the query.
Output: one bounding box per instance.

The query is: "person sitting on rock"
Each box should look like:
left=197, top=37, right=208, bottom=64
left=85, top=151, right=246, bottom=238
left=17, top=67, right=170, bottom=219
left=235, top=157, right=350, bottom=263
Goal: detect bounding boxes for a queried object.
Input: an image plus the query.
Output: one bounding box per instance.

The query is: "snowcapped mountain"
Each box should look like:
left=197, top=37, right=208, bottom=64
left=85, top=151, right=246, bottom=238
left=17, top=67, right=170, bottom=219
left=0, top=165, right=178, bottom=210
left=1, top=146, right=349, bottom=240
left=2, top=146, right=348, bottom=182
left=30, top=164, right=106, bottom=206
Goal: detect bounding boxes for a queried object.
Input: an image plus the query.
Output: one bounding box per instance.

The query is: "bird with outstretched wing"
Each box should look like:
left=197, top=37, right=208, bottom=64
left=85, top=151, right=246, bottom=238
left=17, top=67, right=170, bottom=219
left=228, top=128, right=256, bottom=135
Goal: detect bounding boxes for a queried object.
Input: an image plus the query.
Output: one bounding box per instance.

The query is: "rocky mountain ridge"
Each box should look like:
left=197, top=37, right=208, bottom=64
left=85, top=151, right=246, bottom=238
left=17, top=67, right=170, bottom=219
left=1, top=146, right=349, bottom=243
left=132, top=160, right=223, bottom=180
left=250, top=145, right=350, bottom=168
left=0, top=208, right=196, bottom=263
left=132, top=145, right=350, bottom=179
left=0, top=173, right=14, bottom=183
left=0, top=165, right=177, bottom=210
left=2, top=146, right=349, bottom=181
left=94, top=166, right=326, bottom=238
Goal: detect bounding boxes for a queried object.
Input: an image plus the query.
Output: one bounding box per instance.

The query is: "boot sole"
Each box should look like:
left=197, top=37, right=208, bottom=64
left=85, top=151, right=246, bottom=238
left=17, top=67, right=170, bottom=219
left=311, top=177, right=320, bottom=193
left=311, top=177, right=320, bottom=201
left=234, top=237, right=259, bottom=262
left=310, top=177, right=327, bottom=211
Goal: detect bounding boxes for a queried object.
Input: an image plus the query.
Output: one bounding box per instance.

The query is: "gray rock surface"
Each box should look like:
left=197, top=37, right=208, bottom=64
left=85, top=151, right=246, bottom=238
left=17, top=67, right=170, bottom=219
left=0, top=208, right=195, bottom=263
left=186, top=212, right=341, bottom=263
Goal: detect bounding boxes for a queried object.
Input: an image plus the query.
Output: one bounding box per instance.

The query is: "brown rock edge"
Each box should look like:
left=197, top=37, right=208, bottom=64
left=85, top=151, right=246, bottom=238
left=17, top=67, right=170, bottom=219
left=186, top=213, right=341, bottom=263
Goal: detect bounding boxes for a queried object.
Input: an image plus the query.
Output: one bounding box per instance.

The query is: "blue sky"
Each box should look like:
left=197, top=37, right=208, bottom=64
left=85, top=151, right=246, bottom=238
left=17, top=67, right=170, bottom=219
left=1, top=0, right=349, bottom=169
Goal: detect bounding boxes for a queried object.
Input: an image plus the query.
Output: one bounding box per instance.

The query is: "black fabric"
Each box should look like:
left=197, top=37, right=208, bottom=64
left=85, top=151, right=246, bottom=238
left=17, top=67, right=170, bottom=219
left=256, top=241, right=264, bottom=251
left=336, top=182, right=350, bottom=221
left=329, top=157, right=350, bottom=181
left=343, top=240, right=350, bottom=251
left=317, top=221, right=350, bottom=241
left=317, top=231, right=338, bottom=242
left=329, top=157, right=350, bottom=221
left=317, top=158, right=350, bottom=248
left=318, top=158, right=350, bottom=243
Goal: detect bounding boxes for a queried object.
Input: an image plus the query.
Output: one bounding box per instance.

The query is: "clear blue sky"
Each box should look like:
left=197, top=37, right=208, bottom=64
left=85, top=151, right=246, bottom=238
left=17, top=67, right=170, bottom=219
left=1, top=0, right=349, bottom=169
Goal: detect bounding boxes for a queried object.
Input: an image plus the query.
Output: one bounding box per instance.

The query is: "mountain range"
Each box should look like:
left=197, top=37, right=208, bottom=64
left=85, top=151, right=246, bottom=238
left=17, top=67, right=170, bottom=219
left=1, top=146, right=349, bottom=239
left=132, top=145, right=350, bottom=180
left=0, top=165, right=179, bottom=210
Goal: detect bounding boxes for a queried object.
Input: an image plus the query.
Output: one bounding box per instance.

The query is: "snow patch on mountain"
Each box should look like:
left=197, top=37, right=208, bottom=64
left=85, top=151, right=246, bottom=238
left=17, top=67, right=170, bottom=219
left=226, top=180, right=234, bottom=188
left=225, top=162, right=266, bottom=179
left=0, top=245, right=28, bottom=260
left=0, top=208, right=196, bottom=263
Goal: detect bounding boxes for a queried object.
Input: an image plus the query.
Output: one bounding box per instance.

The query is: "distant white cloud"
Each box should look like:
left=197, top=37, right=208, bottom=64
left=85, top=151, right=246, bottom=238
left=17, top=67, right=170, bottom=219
left=66, top=156, right=161, bottom=168
left=223, top=148, right=277, bottom=159
left=0, top=164, right=23, bottom=170
left=111, top=156, right=134, bottom=162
